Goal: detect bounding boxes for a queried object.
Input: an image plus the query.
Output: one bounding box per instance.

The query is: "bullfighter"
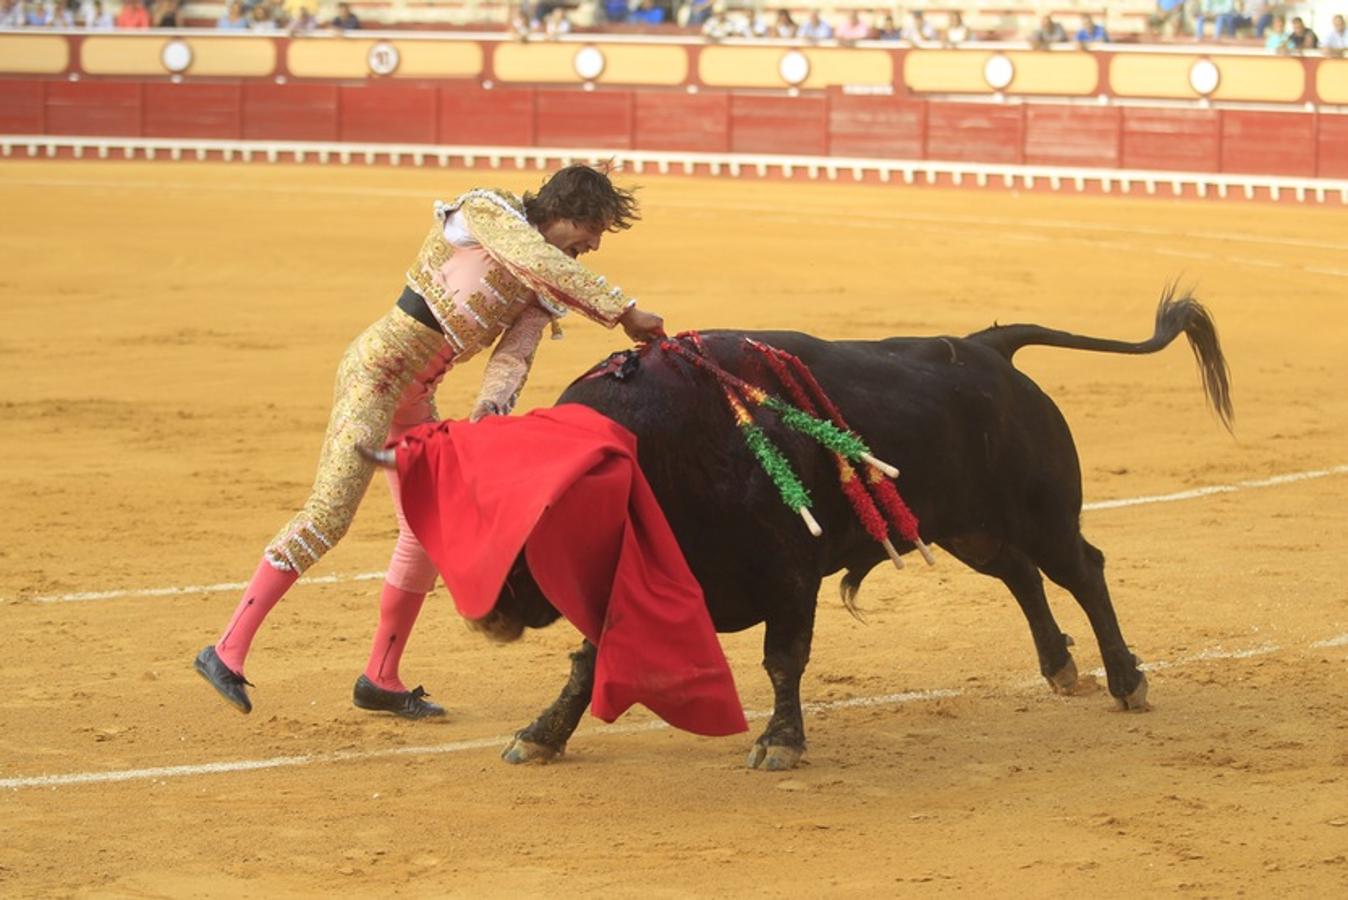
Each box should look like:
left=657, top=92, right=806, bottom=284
left=194, top=165, right=666, bottom=719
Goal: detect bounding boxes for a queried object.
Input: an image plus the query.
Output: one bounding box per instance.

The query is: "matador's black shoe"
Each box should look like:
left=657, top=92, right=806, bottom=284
left=194, top=645, right=253, bottom=714
left=352, top=675, right=446, bottom=720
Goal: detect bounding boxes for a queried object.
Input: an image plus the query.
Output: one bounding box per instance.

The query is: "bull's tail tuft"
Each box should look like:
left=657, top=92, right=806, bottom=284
left=969, top=283, right=1234, bottom=432
left=839, top=566, right=873, bottom=623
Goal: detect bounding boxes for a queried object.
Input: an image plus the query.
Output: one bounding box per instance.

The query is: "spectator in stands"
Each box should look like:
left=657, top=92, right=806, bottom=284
left=601, top=0, right=626, bottom=23
left=904, top=10, right=937, bottom=42
left=1075, top=13, right=1108, bottom=43
left=736, top=8, right=765, bottom=36
left=151, top=0, right=178, bottom=26
left=944, top=10, right=971, bottom=45
left=249, top=2, right=275, bottom=28
left=1325, top=14, right=1346, bottom=56
left=701, top=5, right=735, bottom=38
left=290, top=5, right=316, bottom=32
left=264, top=0, right=289, bottom=28
left=836, top=10, right=871, bottom=41
left=544, top=6, right=571, bottom=36
left=217, top=0, right=247, bottom=27
left=798, top=9, right=833, bottom=40
left=770, top=8, right=796, bottom=37
left=80, top=0, right=113, bottom=27
left=329, top=0, right=359, bottom=29
left=115, top=0, right=149, bottom=27
left=1195, top=0, right=1237, bottom=40
left=509, top=4, right=535, bottom=36
left=681, top=0, right=711, bottom=26
left=1029, top=14, right=1067, bottom=46
left=630, top=0, right=666, bottom=24
left=41, top=0, right=74, bottom=25
left=1263, top=13, right=1287, bottom=51
left=1234, top=0, right=1271, bottom=38
left=875, top=12, right=901, bottom=40
left=1148, top=0, right=1185, bottom=36
left=1285, top=15, right=1317, bottom=50
left=628, top=0, right=665, bottom=23
left=0, top=0, right=21, bottom=27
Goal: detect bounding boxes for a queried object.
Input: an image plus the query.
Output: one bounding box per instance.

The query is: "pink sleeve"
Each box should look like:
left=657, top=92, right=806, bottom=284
left=472, top=304, right=552, bottom=416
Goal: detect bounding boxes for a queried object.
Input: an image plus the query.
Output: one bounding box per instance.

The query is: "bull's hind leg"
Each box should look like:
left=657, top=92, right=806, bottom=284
left=747, top=598, right=817, bottom=772
left=942, top=535, right=1080, bottom=694
left=1036, top=538, right=1150, bottom=711
left=501, top=640, right=597, bottom=764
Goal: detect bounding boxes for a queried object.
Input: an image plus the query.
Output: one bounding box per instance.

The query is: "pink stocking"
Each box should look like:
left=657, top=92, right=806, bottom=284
left=363, top=583, right=428, bottom=692
left=215, top=557, right=300, bottom=675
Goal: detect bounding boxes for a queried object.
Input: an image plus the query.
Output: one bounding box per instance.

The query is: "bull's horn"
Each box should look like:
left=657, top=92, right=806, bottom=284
left=881, top=538, right=905, bottom=571
left=861, top=453, right=900, bottom=479
left=356, top=444, right=396, bottom=469
left=798, top=506, right=823, bottom=537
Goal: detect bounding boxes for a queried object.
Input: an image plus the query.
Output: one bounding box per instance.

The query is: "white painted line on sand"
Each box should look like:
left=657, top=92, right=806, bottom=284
left=1080, top=464, right=1348, bottom=512
left=10, top=462, right=1345, bottom=606
left=0, top=689, right=961, bottom=792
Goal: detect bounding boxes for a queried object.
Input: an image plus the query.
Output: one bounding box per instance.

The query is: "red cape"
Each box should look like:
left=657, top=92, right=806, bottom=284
left=394, top=404, right=747, bottom=737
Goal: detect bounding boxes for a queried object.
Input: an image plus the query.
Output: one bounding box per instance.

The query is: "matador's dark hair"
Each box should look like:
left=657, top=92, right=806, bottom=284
left=522, top=163, right=640, bottom=233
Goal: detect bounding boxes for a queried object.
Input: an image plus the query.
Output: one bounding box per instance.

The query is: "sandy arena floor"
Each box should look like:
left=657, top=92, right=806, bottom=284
left=1, top=161, right=1346, bottom=898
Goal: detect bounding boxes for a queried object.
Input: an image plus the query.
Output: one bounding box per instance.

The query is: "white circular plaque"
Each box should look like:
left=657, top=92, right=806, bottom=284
left=983, top=54, right=1014, bottom=91
left=160, top=40, right=193, bottom=74
left=368, top=42, right=401, bottom=77
left=778, top=50, right=810, bottom=87
left=1189, top=58, right=1220, bottom=96
left=574, top=46, right=606, bottom=81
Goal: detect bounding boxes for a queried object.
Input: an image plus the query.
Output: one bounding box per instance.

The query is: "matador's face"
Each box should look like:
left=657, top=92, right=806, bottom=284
left=539, top=219, right=605, bottom=259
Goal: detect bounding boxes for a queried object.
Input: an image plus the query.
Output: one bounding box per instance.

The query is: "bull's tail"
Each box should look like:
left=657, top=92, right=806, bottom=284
left=968, top=284, right=1234, bottom=431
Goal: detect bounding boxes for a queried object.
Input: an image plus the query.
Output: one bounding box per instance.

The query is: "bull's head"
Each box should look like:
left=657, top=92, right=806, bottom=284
left=466, top=555, right=563, bottom=643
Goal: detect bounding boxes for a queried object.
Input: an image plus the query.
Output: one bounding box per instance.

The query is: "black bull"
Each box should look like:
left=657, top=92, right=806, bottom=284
left=476, top=289, right=1232, bottom=771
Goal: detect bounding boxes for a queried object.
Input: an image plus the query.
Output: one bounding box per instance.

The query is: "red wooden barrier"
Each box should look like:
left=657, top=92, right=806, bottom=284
left=826, top=91, right=925, bottom=160
left=1219, top=110, right=1316, bottom=178
left=3, top=73, right=1345, bottom=187
left=440, top=84, right=534, bottom=146
left=1023, top=105, right=1121, bottom=169
left=0, top=80, right=45, bottom=134
left=1119, top=108, right=1221, bottom=172
left=730, top=94, right=828, bottom=156
left=633, top=92, right=729, bottom=153
left=1317, top=114, right=1348, bottom=180
left=43, top=81, right=142, bottom=137
left=243, top=83, right=340, bottom=141
left=142, top=83, right=243, bottom=140
left=535, top=89, right=633, bottom=149
left=339, top=83, right=439, bottom=144
left=926, top=102, right=1023, bottom=165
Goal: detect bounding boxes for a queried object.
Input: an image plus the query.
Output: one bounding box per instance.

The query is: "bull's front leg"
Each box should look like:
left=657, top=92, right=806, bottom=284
left=501, top=640, right=596, bottom=764
left=747, top=604, right=816, bottom=771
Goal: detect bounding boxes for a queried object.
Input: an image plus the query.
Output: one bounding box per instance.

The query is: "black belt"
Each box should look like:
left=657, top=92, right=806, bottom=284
left=396, top=285, right=440, bottom=332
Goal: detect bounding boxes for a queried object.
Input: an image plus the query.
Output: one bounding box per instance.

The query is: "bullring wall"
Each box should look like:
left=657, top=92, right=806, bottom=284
left=2, top=31, right=1346, bottom=201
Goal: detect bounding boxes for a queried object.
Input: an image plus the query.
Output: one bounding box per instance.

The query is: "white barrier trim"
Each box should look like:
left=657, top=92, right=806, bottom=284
left=3, top=135, right=1346, bottom=204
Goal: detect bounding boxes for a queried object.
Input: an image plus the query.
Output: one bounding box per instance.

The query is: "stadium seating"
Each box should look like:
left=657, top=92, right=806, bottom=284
left=176, top=1, right=1169, bottom=39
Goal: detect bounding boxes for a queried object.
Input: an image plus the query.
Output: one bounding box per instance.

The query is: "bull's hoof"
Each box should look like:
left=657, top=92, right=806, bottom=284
left=1045, top=655, right=1080, bottom=694
left=1113, top=672, right=1151, bottom=712
left=501, top=737, right=562, bottom=765
left=746, top=743, right=803, bottom=771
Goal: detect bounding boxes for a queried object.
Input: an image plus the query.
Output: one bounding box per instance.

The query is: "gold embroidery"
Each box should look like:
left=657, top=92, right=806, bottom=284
left=266, top=307, right=447, bottom=574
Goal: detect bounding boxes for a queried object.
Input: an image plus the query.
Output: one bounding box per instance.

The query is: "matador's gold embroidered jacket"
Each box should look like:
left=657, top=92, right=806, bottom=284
left=263, top=188, right=637, bottom=574
left=404, top=187, right=635, bottom=414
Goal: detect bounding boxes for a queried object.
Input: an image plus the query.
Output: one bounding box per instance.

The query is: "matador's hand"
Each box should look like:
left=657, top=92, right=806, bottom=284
left=619, top=306, right=666, bottom=342
left=469, top=400, right=504, bottom=423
